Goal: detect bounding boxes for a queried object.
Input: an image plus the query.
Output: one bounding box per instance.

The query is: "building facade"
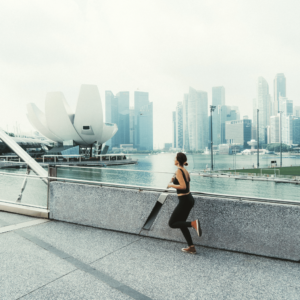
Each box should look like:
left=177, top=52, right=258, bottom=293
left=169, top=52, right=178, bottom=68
left=212, top=86, right=225, bottom=106
left=274, top=73, right=286, bottom=114
left=139, top=102, right=153, bottom=150
left=270, top=115, right=280, bottom=143
left=134, top=91, right=150, bottom=149
left=176, top=102, right=183, bottom=149
left=188, top=87, right=208, bottom=151
left=257, top=76, right=271, bottom=145
left=293, top=117, right=300, bottom=144
left=225, top=119, right=252, bottom=149
left=172, top=111, right=176, bottom=148
left=182, top=94, right=189, bottom=150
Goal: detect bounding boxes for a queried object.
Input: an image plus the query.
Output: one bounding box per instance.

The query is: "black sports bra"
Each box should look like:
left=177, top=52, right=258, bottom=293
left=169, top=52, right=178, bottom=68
left=173, top=169, right=190, bottom=194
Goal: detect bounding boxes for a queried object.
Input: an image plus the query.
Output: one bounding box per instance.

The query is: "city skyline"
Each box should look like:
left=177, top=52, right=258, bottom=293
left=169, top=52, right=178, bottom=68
left=1, top=1, right=300, bottom=149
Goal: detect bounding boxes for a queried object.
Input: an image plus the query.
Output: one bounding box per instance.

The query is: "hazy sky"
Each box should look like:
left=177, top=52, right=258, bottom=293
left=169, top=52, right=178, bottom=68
left=1, top=0, right=300, bottom=148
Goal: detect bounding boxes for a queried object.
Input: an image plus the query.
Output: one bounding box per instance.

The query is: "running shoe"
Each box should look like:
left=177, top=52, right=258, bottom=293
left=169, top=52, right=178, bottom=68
left=181, top=245, right=196, bottom=254
left=191, top=219, right=202, bottom=237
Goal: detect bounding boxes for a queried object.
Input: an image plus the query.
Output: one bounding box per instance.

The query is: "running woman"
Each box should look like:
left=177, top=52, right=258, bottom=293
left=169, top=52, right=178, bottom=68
left=167, top=152, right=202, bottom=254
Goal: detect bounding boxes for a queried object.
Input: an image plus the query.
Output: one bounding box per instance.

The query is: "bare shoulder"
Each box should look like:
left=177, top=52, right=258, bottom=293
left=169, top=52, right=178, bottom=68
left=183, top=169, right=190, bottom=181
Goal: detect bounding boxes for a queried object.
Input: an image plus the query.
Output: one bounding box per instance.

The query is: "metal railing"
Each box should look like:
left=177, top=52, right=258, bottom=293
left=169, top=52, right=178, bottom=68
left=0, top=164, right=300, bottom=213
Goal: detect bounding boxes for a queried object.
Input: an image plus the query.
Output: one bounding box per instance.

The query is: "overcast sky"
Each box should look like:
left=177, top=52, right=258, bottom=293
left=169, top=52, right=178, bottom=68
left=1, top=0, right=300, bottom=148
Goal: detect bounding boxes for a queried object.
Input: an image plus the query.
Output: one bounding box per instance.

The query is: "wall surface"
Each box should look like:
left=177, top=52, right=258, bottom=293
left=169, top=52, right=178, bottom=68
left=49, top=182, right=158, bottom=235
left=50, top=182, right=300, bottom=261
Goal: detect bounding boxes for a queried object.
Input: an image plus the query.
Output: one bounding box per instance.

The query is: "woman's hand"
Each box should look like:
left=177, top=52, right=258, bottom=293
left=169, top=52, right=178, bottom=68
left=171, top=177, right=175, bottom=183
left=167, top=183, right=173, bottom=188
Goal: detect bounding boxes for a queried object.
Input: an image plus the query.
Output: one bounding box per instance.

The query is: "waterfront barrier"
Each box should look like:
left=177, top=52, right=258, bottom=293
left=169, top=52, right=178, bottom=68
left=49, top=181, right=300, bottom=261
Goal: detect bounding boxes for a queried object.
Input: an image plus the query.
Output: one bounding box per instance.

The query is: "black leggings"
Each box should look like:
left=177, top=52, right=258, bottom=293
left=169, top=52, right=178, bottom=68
left=168, top=193, right=195, bottom=246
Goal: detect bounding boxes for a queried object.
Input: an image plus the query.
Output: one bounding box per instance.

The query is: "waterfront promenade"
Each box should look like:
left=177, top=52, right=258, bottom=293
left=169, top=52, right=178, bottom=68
left=1, top=211, right=300, bottom=300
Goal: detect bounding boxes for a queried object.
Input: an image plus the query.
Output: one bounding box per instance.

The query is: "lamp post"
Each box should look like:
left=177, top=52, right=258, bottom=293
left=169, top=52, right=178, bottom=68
left=210, top=105, right=216, bottom=170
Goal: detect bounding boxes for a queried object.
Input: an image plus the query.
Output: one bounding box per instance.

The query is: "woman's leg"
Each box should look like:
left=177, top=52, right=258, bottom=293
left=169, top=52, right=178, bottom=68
left=169, top=195, right=194, bottom=246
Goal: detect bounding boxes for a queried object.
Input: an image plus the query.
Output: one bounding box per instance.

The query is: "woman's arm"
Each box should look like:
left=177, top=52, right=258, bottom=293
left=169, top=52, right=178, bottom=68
left=168, top=169, right=186, bottom=190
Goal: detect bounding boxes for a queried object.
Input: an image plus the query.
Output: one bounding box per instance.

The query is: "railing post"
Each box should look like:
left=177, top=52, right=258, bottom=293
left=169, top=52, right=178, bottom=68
left=47, top=166, right=57, bottom=211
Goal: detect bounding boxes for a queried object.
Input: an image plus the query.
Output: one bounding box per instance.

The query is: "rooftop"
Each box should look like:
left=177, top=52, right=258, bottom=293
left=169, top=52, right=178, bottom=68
left=1, top=210, right=299, bottom=300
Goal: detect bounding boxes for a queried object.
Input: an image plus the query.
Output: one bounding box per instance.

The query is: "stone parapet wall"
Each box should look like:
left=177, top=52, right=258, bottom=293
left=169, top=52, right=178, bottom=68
left=49, top=181, right=300, bottom=261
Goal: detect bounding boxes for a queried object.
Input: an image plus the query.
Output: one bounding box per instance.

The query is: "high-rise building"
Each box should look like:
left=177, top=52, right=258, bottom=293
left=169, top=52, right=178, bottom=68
left=176, top=102, right=183, bottom=149
left=129, top=107, right=135, bottom=145
left=182, top=94, right=189, bottom=150
left=188, top=87, right=208, bottom=151
left=293, top=117, right=300, bottom=144
left=212, top=86, right=225, bottom=106
left=212, top=86, right=225, bottom=147
left=252, top=98, right=257, bottom=140
left=274, top=73, right=286, bottom=114
left=225, top=119, right=252, bottom=149
left=106, top=90, right=153, bottom=151
left=105, top=91, right=129, bottom=148
left=257, top=77, right=270, bottom=144
left=270, top=114, right=280, bottom=143
left=212, top=105, right=222, bottom=146
left=220, top=105, right=240, bottom=143
left=172, top=111, right=176, bottom=148
left=105, top=91, right=118, bottom=148
left=115, top=92, right=130, bottom=146
left=139, top=102, right=153, bottom=150
left=134, top=91, right=150, bottom=149
left=279, top=97, right=293, bottom=145
left=294, top=106, right=300, bottom=117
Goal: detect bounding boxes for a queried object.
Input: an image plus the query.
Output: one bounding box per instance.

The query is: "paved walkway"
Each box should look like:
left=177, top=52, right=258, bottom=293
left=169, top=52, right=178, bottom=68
left=1, top=211, right=300, bottom=300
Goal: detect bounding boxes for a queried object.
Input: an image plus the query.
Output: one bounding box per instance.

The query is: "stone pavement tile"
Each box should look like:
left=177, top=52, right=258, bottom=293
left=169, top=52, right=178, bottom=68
left=91, top=237, right=300, bottom=300
left=22, top=220, right=141, bottom=264
left=0, top=232, right=75, bottom=300
left=20, top=269, right=132, bottom=300
left=0, top=211, right=37, bottom=227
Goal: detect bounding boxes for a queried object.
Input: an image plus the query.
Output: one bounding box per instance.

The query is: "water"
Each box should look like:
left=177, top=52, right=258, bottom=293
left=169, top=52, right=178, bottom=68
left=0, top=153, right=299, bottom=207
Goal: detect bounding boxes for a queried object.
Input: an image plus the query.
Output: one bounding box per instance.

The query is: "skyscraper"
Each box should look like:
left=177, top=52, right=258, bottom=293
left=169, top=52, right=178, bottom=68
left=212, top=87, right=225, bottom=147
left=220, top=105, right=239, bottom=143
left=257, top=76, right=270, bottom=144
left=115, top=92, right=130, bottom=146
left=105, top=91, right=118, bottom=148
left=279, top=97, right=293, bottom=145
left=274, top=73, right=286, bottom=114
left=172, top=111, right=176, bottom=148
left=105, top=91, right=129, bottom=148
left=252, top=98, right=257, bottom=140
left=139, top=102, right=153, bottom=150
left=134, top=91, right=149, bottom=149
left=212, top=86, right=225, bottom=106
left=188, top=87, right=208, bottom=151
left=294, top=106, right=300, bottom=117
left=182, top=94, right=189, bottom=150
left=225, top=119, right=252, bottom=149
left=293, top=117, right=300, bottom=144
left=270, top=115, right=280, bottom=143
left=212, top=105, right=222, bottom=146
left=176, top=102, right=183, bottom=149
left=129, top=108, right=135, bottom=145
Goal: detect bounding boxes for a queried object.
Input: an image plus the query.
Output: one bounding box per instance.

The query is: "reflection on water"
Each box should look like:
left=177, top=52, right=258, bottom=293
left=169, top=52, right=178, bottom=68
left=0, top=153, right=299, bottom=206
left=57, top=153, right=300, bottom=202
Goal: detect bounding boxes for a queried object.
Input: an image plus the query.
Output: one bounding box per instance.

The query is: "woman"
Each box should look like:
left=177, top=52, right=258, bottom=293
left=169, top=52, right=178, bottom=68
left=167, top=152, right=202, bottom=254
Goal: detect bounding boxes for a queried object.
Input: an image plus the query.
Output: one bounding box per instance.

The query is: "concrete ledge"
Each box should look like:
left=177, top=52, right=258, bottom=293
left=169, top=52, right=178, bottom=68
left=141, top=194, right=300, bottom=261
left=49, top=182, right=300, bottom=261
left=0, top=201, right=49, bottom=218
left=49, top=182, right=159, bottom=234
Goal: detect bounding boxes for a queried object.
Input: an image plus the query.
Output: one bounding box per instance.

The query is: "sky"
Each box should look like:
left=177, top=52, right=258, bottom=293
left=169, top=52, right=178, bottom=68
left=1, top=0, right=300, bottom=149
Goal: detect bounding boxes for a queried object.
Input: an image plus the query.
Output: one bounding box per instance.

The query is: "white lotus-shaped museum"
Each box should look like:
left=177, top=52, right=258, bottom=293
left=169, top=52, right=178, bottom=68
left=26, top=84, right=118, bottom=146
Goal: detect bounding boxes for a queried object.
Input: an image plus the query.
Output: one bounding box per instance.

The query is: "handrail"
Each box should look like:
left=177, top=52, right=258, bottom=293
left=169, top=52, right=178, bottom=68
left=0, top=166, right=300, bottom=206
